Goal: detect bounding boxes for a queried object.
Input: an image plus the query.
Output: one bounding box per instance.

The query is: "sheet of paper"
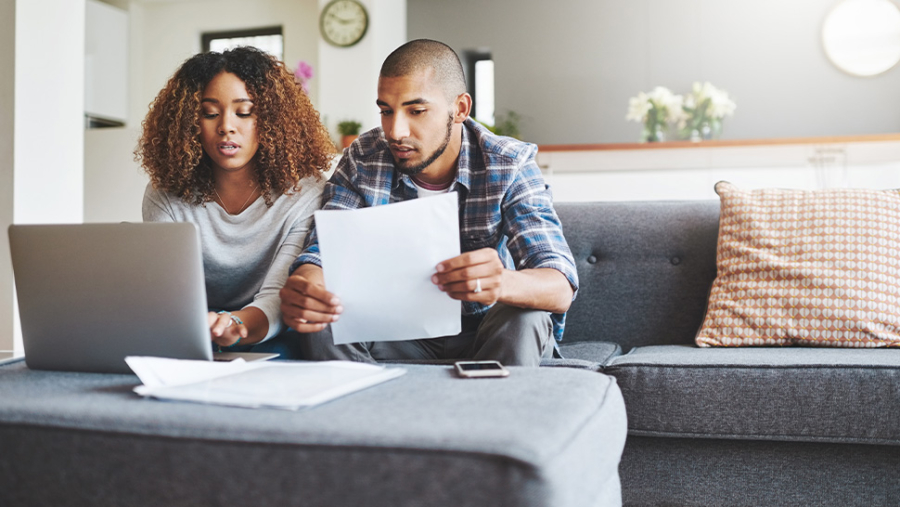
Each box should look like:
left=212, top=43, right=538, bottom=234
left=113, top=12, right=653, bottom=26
left=126, top=356, right=406, bottom=410
left=315, top=192, right=461, bottom=344
left=126, top=356, right=263, bottom=393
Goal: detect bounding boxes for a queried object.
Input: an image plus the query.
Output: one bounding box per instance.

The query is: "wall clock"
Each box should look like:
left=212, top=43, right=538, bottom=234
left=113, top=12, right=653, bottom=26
left=320, top=0, right=369, bottom=48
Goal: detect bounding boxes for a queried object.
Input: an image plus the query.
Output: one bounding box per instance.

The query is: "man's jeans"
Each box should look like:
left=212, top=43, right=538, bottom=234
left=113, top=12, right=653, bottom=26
left=295, top=303, right=554, bottom=367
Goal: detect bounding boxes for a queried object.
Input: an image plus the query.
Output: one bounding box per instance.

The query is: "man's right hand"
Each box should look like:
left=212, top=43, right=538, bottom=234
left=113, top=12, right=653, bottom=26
left=279, top=265, right=342, bottom=333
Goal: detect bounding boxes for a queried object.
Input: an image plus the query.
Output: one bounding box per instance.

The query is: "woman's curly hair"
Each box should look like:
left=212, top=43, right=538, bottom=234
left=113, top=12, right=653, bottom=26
left=136, top=46, right=334, bottom=206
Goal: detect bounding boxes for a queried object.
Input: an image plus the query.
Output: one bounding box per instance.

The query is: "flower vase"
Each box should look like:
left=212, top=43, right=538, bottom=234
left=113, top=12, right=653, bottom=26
left=644, top=123, right=666, bottom=143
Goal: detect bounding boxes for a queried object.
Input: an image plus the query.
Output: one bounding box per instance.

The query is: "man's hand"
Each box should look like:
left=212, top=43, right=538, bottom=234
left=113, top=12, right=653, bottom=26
left=433, top=249, right=575, bottom=313
left=280, top=265, right=342, bottom=333
left=432, top=248, right=505, bottom=305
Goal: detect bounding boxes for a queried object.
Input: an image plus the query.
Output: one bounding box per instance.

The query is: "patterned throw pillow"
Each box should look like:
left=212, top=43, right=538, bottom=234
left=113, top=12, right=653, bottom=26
left=696, top=181, right=900, bottom=348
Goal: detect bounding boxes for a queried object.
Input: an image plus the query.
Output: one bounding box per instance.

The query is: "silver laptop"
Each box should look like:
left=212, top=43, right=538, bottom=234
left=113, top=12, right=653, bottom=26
left=9, top=222, right=270, bottom=374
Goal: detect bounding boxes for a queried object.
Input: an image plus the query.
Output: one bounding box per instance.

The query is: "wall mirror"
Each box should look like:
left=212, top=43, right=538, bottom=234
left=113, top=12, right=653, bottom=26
left=823, top=0, right=900, bottom=77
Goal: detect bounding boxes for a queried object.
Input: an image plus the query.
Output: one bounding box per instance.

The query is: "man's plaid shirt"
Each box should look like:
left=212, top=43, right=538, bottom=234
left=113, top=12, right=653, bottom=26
left=292, top=118, right=579, bottom=341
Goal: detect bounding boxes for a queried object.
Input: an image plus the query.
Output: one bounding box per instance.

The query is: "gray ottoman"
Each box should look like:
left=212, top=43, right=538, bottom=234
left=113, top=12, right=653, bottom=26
left=0, top=360, right=626, bottom=507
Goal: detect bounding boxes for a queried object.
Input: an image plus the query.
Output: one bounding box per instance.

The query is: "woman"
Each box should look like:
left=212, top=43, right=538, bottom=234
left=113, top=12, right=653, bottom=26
left=137, top=46, right=333, bottom=355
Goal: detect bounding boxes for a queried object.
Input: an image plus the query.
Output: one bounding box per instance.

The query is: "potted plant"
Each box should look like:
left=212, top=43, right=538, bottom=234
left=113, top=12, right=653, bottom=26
left=476, top=111, right=523, bottom=140
left=680, top=81, right=737, bottom=141
left=626, top=87, right=686, bottom=143
left=337, top=120, right=362, bottom=149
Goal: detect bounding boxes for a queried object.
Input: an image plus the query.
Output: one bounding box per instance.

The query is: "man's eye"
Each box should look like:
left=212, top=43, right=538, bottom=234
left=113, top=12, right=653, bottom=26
left=411, top=109, right=426, bottom=115
left=379, top=110, right=393, bottom=116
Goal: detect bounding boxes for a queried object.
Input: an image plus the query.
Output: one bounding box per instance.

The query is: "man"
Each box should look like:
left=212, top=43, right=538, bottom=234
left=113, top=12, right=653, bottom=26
left=280, top=39, right=578, bottom=366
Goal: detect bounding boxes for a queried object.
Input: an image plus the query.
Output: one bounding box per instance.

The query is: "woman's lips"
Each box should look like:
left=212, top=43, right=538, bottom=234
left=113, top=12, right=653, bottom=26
left=217, top=142, right=240, bottom=156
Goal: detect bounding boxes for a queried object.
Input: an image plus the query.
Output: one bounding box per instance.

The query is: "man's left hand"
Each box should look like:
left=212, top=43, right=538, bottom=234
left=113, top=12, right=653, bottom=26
left=432, top=248, right=504, bottom=305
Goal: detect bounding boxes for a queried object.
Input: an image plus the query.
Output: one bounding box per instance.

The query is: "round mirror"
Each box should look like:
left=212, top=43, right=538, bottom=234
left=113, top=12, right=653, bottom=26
left=822, top=0, right=900, bottom=77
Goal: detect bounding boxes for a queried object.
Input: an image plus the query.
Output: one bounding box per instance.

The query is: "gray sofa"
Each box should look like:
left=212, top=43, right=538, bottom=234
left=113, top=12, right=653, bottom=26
left=553, top=201, right=900, bottom=507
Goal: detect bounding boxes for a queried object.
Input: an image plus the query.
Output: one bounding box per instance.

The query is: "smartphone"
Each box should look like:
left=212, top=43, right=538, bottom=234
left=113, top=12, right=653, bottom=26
left=454, top=360, right=510, bottom=378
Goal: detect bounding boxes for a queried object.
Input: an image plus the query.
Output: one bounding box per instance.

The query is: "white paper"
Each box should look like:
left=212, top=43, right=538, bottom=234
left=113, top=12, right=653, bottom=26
left=315, top=192, right=461, bottom=344
left=126, top=356, right=405, bottom=410
left=126, top=356, right=256, bottom=391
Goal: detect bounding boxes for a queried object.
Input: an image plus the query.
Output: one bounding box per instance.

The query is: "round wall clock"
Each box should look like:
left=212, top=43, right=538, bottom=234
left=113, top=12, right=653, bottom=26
left=320, top=0, right=369, bottom=48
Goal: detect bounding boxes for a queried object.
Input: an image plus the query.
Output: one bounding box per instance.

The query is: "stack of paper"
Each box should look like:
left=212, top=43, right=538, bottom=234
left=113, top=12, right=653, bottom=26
left=126, top=356, right=405, bottom=410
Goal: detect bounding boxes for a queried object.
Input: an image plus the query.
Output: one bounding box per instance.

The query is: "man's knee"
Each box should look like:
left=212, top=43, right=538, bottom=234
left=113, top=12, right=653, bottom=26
left=476, top=303, right=553, bottom=366
left=484, top=303, right=552, bottom=338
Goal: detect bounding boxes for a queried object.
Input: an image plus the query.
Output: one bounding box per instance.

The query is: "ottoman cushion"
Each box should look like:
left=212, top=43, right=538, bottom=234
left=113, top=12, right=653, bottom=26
left=0, top=360, right=626, bottom=507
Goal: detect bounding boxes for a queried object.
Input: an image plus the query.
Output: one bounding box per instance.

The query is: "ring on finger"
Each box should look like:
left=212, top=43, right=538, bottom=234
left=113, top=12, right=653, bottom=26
left=473, top=278, right=482, bottom=294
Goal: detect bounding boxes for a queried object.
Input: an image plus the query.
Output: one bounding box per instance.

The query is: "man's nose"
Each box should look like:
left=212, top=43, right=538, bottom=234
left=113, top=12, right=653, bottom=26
left=388, top=114, right=410, bottom=141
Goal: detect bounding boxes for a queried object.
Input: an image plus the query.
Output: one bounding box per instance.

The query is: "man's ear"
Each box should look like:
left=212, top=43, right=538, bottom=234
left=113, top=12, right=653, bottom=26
left=453, top=93, right=473, bottom=123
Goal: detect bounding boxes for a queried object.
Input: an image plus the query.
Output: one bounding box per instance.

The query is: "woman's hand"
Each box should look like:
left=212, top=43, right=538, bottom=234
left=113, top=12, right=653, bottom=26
left=208, top=311, right=248, bottom=348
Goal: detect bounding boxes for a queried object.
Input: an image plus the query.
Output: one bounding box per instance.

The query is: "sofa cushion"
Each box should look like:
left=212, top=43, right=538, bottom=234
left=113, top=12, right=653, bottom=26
left=605, top=345, right=900, bottom=445
left=556, top=201, right=719, bottom=351
left=558, top=341, right=622, bottom=367
left=697, top=182, right=900, bottom=348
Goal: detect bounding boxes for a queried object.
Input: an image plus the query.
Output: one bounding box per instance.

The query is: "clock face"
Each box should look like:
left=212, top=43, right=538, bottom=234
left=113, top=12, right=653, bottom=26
left=320, top=0, right=369, bottom=48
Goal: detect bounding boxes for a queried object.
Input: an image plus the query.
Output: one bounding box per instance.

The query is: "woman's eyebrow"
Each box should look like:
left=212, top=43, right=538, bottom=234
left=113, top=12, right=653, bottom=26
left=200, top=98, right=252, bottom=104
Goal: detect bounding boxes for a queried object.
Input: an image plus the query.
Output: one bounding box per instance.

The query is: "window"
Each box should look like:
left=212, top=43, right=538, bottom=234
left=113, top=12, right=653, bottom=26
left=474, top=59, right=495, bottom=126
left=464, top=51, right=494, bottom=126
left=201, top=26, right=284, bottom=62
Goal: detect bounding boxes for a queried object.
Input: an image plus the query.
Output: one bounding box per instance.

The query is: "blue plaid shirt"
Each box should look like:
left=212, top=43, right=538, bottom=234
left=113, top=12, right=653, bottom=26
left=292, top=118, right=579, bottom=341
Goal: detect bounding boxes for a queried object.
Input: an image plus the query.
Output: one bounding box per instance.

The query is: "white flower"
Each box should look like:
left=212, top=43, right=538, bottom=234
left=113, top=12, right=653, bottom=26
left=626, top=87, right=685, bottom=124
left=709, top=90, right=736, bottom=118
left=691, top=81, right=736, bottom=119
left=626, top=92, right=651, bottom=121
left=667, top=95, right=688, bottom=125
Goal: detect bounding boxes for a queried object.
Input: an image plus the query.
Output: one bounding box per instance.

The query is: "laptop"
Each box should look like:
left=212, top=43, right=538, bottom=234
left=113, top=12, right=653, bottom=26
left=8, top=222, right=275, bottom=374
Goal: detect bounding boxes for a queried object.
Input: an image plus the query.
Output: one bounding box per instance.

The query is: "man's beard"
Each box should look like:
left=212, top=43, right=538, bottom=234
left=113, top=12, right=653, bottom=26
left=393, top=114, right=454, bottom=176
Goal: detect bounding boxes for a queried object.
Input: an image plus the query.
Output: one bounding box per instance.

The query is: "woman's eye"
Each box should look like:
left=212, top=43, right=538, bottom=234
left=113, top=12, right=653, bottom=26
left=202, top=113, right=218, bottom=119
left=236, top=112, right=252, bottom=118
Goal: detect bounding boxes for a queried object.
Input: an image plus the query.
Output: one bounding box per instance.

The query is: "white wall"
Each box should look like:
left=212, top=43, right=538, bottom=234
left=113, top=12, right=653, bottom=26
left=0, top=0, right=14, bottom=352
left=84, top=128, right=146, bottom=223
left=317, top=0, right=407, bottom=138
left=15, top=0, right=85, bottom=225
left=408, top=0, right=900, bottom=145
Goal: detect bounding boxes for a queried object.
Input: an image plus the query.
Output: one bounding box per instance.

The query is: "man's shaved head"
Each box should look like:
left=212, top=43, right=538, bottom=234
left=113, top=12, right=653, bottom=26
left=380, top=39, right=467, bottom=100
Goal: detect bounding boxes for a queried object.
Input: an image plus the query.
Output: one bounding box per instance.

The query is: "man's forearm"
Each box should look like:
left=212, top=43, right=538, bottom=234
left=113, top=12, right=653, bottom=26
left=497, top=268, right=574, bottom=314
